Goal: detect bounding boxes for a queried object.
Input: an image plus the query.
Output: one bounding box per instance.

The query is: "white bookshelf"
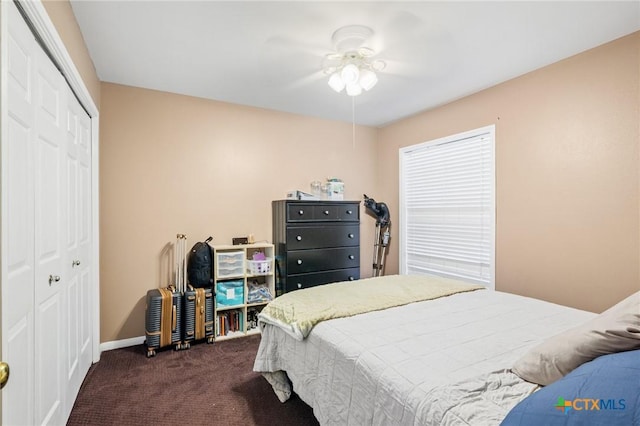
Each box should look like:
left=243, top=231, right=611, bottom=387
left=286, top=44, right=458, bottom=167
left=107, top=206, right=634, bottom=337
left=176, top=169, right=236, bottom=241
left=212, top=243, right=275, bottom=341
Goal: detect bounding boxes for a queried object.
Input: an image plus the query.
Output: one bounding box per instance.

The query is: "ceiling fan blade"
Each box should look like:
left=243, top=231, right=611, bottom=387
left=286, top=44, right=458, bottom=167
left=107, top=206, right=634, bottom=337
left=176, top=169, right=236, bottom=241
left=285, top=69, right=326, bottom=91
left=368, top=9, right=425, bottom=54
left=264, top=34, right=329, bottom=57
left=369, top=8, right=456, bottom=79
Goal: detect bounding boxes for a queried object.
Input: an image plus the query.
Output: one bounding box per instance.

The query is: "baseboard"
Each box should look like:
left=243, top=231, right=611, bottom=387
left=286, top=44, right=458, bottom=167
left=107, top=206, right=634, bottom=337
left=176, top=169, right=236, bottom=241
left=100, top=336, right=145, bottom=352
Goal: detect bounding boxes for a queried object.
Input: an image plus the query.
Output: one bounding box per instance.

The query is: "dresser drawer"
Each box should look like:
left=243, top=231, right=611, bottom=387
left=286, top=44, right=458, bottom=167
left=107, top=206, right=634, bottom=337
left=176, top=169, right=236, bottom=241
left=285, top=268, right=360, bottom=292
left=286, top=224, right=359, bottom=250
left=287, top=247, right=360, bottom=274
left=287, top=203, right=359, bottom=222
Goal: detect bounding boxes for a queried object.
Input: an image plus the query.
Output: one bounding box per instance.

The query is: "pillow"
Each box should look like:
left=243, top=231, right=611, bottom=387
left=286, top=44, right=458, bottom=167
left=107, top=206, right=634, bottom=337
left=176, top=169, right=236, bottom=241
left=512, top=291, right=640, bottom=386
left=502, top=349, right=640, bottom=425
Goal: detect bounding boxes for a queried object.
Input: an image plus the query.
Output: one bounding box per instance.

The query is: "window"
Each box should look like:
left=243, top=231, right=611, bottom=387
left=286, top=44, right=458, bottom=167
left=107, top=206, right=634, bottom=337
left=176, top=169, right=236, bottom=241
left=399, top=125, right=495, bottom=288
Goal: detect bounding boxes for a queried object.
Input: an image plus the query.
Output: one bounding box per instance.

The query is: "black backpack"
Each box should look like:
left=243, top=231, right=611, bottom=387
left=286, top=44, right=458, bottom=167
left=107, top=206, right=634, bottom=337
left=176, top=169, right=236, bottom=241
left=187, top=236, right=213, bottom=288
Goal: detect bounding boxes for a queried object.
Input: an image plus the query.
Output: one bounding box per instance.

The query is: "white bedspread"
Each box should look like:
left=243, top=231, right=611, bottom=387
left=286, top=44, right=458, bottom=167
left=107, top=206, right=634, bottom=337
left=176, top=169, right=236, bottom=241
left=253, top=289, right=595, bottom=426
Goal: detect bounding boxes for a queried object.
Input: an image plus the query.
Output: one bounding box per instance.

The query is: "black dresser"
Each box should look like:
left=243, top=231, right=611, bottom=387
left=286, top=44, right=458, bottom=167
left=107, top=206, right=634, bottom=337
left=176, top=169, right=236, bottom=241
left=272, top=200, right=360, bottom=293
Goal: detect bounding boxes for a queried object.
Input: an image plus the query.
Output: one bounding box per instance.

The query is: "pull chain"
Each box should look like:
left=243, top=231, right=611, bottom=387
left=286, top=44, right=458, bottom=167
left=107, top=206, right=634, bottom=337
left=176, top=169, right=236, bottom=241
left=352, top=96, right=356, bottom=150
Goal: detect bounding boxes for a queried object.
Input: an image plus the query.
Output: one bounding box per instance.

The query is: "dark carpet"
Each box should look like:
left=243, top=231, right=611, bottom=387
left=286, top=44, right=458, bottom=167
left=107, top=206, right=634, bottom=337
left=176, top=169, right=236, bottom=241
left=67, top=334, right=319, bottom=425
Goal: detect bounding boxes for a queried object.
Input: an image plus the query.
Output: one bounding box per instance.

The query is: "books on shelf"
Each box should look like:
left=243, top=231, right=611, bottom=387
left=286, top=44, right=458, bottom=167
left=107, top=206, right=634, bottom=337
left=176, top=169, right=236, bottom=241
left=216, top=310, right=243, bottom=337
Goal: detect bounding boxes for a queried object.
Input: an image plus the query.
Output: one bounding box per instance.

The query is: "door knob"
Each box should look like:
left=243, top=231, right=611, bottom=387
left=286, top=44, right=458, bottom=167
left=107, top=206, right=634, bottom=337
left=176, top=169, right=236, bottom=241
left=48, top=275, right=61, bottom=285
left=0, top=362, right=9, bottom=390
left=72, top=260, right=81, bottom=267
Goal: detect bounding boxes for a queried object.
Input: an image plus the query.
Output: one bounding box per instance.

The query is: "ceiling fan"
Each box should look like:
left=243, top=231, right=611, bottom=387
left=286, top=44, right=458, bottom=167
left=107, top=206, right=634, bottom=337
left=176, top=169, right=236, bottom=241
left=321, top=25, right=387, bottom=96
left=262, top=10, right=442, bottom=94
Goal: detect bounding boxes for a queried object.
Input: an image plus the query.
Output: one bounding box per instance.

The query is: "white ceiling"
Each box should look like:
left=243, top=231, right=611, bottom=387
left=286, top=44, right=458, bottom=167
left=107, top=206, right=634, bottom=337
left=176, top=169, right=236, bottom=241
left=70, top=1, right=640, bottom=127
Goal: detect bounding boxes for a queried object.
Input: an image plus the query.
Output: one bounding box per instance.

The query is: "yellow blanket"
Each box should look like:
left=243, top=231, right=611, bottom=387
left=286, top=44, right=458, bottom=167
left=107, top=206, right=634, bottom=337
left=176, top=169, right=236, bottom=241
left=258, top=274, right=484, bottom=340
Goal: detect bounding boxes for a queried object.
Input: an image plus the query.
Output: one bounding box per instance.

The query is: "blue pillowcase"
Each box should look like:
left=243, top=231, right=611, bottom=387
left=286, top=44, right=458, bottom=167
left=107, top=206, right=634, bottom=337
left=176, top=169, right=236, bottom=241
left=501, top=349, right=640, bottom=426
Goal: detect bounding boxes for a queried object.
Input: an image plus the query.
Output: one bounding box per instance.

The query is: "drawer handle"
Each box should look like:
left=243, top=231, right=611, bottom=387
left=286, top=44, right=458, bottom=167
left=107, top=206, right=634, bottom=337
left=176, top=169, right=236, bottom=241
left=323, top=210, right=329, bottom=215
left=347, top=210, right=353, bottom=215
left=348, top=255, right=355, bottom=260
left=348, top=233, right=354, bottom=238
left=297, top=259, right=303, bottom=265
left=297, top=283, right=302, bottom=289
left=298, top=210, right=304, bottom=215
left=296, top=235, right=302, bottom=241
left=348, top=276, right=355, bottom=281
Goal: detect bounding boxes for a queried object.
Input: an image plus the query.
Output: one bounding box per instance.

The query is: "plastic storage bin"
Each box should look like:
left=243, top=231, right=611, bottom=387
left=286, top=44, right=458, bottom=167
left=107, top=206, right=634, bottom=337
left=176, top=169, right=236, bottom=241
left=216, top=251, right=244, bottom=278
left=247, top=258, right=272, bottom=275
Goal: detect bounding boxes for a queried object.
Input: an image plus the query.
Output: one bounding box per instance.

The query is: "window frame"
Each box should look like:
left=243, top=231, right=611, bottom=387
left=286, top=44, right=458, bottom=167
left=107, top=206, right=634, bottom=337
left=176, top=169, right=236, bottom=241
left=399, top=125, right=496, bottom=289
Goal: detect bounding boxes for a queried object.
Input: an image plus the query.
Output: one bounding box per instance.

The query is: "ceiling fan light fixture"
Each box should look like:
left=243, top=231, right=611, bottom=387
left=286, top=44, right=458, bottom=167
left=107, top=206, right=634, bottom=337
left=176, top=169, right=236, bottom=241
left=358, top=68, right=378, bottom=91
left=341, top=63, right=360, bottom=85
left=328, top=72, right=345, bottom=92
left=323, top=25, right=385, bottom=97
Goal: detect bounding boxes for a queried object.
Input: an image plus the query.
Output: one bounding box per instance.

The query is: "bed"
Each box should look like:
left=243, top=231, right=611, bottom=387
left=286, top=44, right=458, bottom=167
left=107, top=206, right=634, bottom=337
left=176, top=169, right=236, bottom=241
left=253, top=274, right=640, bottom=425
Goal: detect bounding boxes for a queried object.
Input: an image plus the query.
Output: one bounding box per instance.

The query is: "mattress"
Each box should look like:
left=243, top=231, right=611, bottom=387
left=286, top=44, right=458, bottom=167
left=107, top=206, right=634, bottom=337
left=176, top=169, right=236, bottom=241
left=253, top=288, right=596, bottom=425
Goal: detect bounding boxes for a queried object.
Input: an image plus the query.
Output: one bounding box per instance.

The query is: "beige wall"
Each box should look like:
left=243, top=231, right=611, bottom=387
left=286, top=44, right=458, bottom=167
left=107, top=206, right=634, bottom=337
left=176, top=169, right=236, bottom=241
left=47, top=0, right=635, bottom=340
left=100, top=83, right=378, bottom=342
left=42, top=0, right=100, bottom=107
left=379, top=32, right=640, bottom=313
left=101, top=33, right=639, bottom=342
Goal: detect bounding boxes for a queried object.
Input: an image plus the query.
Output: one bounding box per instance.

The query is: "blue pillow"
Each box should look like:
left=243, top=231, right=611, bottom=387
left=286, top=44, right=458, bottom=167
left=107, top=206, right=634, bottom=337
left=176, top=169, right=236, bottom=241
left=501, top=349, right=640, bottom=426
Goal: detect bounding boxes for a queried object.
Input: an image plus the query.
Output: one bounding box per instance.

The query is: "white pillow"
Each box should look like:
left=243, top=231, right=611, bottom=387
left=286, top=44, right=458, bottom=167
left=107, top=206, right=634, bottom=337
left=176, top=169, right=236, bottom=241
left=512, top=290, right=640, bottom=386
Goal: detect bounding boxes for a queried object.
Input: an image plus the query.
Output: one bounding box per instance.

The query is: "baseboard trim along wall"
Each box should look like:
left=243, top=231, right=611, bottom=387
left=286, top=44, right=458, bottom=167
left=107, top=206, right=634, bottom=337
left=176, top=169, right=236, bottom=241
left=100, top=336, right=146, bottom=352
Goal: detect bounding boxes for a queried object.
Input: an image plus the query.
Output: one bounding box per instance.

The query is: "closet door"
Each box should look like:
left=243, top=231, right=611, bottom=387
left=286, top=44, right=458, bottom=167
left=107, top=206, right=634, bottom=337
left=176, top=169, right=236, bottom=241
left=2, top=2, right=89, bottom=424
left=32, top=17, right=67, bottom=425
left=4, top=3, right=37, bottom=424
left=64, top=91, right=92, bottom=417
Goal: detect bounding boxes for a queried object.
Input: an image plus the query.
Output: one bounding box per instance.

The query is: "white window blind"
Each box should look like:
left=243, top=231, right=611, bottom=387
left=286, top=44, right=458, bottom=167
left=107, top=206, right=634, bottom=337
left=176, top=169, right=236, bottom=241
left=399, top=125, right=495, bottom=288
